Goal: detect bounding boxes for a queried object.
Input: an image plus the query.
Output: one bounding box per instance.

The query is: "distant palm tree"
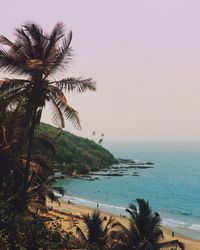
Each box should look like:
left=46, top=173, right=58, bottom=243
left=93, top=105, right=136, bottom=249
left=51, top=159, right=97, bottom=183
left=98, top=138, right=103, bottom=144
left=0, top=22, right=96, bottom=170
left=98, top=133, right=104, bottom=144
left=76, top=210, right=117, bottom=250
left=92, top=131, right=96, bottom=141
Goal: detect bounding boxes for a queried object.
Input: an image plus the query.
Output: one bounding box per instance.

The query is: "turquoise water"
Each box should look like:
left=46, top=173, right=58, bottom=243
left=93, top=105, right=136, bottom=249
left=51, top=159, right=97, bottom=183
left=57, top=142, right=200, bottom=240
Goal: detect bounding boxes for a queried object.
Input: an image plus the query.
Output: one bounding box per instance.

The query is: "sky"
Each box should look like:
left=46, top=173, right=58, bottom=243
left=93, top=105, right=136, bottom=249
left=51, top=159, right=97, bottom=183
left=1, top=0, right=200, bottom=141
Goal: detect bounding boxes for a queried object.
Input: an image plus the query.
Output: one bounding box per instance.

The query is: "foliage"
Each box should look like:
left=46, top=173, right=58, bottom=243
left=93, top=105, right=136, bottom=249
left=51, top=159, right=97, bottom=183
left=113, top=199, right=185, bottom=250
left=0, top=200, right=80, bottom=249
left=35, top=123, right=117, bottom=172
left=76, top=210, right=117, bottom=250
left=0, top=123, right=63, bottom=213
left=126, top=198, right=164, bottom=249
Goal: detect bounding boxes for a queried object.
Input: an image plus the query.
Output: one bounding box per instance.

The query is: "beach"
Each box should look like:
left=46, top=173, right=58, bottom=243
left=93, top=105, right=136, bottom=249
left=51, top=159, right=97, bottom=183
left=47, top=199, right=200, bottom=250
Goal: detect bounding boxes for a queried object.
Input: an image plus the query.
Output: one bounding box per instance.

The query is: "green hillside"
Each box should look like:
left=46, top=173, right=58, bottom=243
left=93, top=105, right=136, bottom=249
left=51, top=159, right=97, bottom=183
left=33, top=123, right=117, bottom=174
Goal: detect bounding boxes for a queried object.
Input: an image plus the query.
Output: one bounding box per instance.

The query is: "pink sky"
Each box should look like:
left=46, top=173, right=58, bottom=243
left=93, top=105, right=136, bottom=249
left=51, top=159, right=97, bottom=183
left=1, top=0, right=200, bottom=141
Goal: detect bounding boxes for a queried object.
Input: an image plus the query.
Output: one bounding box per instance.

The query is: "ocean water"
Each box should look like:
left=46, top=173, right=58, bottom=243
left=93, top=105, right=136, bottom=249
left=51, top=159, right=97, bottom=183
left=57, top=141, right=200, bottom=240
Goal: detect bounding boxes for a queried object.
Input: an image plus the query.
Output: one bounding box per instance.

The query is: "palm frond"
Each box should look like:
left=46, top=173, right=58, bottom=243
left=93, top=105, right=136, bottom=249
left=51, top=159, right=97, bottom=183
left=0, top=88, right=27, bottom=112
left=48, top=31, right=73, bottom=74
left=104, top=216, right=115, bottom=233
left=0, top=48, right=29, bottom=76
left=159, top=240, right=185, bottom=250
left=15, top=27, right=34, bottom=58
left=0, top=35, right=15, bottom=47
left=49, top=93, right=81, bottom=129
left=0, top=78, right=29, bottom=93
left=23, top=22, right=46, bottom=59
left=76, top=226, right=87, bottom=242
left=46, top=86, right=65, bottom=128
left=49, top=98, right=66, bottom=128
left=44, top=22, right=66, bottom=60
left=111, top=221, right=132, bottom=240
left=54, top=77, right=96, bottom=93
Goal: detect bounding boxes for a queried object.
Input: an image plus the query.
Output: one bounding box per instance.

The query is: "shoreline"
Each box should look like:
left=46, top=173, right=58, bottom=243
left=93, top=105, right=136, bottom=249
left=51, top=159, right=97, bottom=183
left=48, top=198, right=200, bottom=250
left=57, top=193, right=200, bottom=240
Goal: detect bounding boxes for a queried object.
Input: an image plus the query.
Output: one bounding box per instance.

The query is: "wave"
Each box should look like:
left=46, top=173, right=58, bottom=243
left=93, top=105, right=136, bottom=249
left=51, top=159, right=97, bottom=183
left=162, top=218, right=200, bottom=232
left=165, top=209, right=200, bottom=219
left=62, top=194, right=127, bottom=214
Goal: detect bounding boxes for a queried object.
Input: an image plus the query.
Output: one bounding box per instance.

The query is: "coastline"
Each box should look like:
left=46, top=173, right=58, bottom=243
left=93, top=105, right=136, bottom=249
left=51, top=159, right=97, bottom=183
left=48, top=198, right=200, bottom=250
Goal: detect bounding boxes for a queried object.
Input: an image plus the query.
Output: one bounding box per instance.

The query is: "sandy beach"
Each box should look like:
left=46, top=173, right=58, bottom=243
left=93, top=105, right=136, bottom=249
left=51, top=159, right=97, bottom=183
left=47, top=199, right=200, bottom=250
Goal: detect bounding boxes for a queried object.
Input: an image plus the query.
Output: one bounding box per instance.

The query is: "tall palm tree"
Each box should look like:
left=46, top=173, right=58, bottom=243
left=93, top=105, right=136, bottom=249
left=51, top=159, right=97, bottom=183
left=76, top=210, right=116, bottom=250
left=0, top=22, right=96, bottom=170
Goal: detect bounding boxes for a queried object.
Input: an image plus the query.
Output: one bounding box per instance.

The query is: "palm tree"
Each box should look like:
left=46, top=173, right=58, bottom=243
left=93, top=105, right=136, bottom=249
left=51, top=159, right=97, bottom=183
left=126, top=199, right=163, bottom=249
left=92, top=131, right=96, bottom=141
left=76, top=210, right=117, bottom=250
left=98, top=133, right=104, bottom=144
left=113, top=199, right=185, bottom=250
left=0, top=22, right=96, bottom=171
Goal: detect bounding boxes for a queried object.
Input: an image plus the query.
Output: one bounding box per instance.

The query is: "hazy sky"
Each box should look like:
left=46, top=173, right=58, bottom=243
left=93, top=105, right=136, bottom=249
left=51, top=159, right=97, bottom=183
left=1, top=0, right=200, bottom=141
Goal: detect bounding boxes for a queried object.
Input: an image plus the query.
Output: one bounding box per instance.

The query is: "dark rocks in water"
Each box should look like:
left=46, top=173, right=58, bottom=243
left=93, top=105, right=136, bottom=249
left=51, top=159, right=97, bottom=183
left=135, top=166, right=153, bottom=169
left=107, top=173, right=123, bottom=176
left=90, top=173, right=124, bottom=177
left=117, top=158, right=136, bottom=164
left=146, top=162, right=154, bottom=165
left=118, top=164, right=153, bottom=169
left=111, top=166, right=121, bottom=169
left=133, top=163, right=154, bottom=166
left=116, top=158, right=154, bottom=167
left=85, top=159, right=154, bottom=179
left=74, top=175, right=99, bottom=181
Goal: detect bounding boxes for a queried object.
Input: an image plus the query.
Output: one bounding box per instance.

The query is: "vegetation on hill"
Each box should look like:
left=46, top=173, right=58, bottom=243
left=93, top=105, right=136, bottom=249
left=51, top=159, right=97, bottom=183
left=34, top=123, right=117, bottom=174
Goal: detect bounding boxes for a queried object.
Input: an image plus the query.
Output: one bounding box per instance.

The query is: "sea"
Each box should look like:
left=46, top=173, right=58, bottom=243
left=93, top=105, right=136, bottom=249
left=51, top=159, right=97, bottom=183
left=56, top=141, right=200, bottom=240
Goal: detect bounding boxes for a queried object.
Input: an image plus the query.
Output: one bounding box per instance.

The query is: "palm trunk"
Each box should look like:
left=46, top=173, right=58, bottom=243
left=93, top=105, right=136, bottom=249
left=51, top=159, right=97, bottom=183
left=14, top=108, right=37, bottom=212
left=26, top=107, right=37, bottom=174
